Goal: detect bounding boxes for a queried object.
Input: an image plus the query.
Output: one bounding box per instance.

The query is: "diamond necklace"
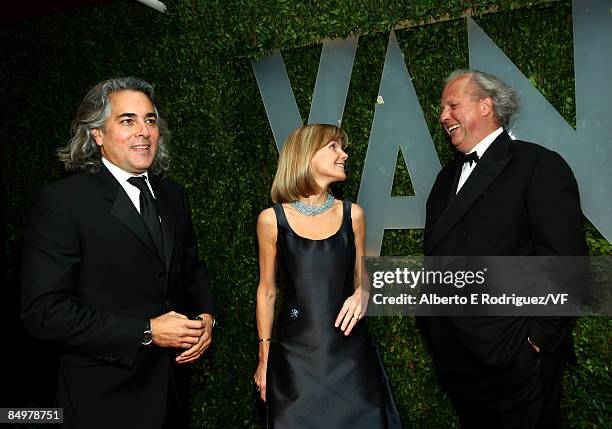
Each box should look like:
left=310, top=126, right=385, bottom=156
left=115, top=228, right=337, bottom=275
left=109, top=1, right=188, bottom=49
left=290, top=193, right=335, bottom=216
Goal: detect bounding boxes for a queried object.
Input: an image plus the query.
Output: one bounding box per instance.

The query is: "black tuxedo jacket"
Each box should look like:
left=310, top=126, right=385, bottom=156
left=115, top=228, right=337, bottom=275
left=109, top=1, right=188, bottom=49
left=21, top=164, right=213, bottom=428
left=421, top=131, right=587, bottom=375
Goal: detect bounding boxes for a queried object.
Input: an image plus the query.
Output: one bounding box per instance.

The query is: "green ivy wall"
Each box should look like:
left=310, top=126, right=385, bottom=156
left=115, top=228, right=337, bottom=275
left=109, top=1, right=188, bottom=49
left=1, top=1, right=609, bottom=427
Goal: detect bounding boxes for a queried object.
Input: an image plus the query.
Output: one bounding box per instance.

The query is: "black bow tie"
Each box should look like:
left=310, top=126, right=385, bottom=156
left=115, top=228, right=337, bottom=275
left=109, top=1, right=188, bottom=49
left=457, top=152, right=479, bottom=166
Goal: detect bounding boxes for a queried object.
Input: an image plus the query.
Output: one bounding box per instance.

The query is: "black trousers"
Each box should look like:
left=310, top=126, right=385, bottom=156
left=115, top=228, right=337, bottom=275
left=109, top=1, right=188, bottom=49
left=440, top=350, right=566, bottom=429
left=162, top=366, right=189, bottom=429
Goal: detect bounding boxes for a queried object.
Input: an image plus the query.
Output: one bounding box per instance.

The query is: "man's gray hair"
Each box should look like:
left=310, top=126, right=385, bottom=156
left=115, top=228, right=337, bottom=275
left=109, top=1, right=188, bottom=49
left=58, top=77, right=171, bottom=177
left=446, top=69, right=519, bottom=128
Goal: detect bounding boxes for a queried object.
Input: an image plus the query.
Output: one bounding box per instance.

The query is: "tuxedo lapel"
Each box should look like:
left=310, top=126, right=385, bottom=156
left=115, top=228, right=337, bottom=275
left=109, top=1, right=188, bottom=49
left=427, top=131, right=513, bottom=253
left=97, top=165, right=161, bottom=262
left=448, top=163, right=462, bottom=205
left=150, top=177, right=175, bottom=273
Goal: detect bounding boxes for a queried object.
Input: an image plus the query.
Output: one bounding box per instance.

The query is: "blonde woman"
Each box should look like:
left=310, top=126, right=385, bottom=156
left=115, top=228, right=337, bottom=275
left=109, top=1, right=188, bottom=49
left=254, top=124, right=401, bottom=428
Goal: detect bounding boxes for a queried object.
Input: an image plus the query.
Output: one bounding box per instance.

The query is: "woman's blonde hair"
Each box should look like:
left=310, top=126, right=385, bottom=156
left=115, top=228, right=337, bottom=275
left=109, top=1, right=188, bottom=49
left=271, top=124, right=348, bottom=203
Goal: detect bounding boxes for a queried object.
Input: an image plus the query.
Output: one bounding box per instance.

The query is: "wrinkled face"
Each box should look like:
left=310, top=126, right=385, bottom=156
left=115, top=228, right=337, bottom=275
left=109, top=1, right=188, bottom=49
left=439, top=75, right=493, bottom=154
left=310, top=139, right=348, bottom=184
left=93, top=90, right=159, bottom=175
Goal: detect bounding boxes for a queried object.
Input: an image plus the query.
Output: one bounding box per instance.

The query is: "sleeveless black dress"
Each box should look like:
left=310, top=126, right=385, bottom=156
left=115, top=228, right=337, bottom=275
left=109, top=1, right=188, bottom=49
left=266, top=201, right=402, bottom=428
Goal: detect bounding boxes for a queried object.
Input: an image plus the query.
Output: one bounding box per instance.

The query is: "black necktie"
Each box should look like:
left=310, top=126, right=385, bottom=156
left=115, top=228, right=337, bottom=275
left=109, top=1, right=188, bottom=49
left=457, top=152, right=479, bottom=166
left=127, top=176, right=165, bottom=260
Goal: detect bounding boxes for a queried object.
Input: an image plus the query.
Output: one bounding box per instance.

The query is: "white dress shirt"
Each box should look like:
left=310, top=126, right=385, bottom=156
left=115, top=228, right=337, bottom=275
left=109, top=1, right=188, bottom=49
left=456, top=127, right=504, bottom=194
left=102, top=157, right=156, bottom=214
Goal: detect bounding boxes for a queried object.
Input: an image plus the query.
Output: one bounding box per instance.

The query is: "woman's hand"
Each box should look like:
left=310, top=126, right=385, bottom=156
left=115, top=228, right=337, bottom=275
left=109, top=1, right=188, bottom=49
left=335, top=289, right=369, bottom=336
left=254, top=346, right=269, bottom=402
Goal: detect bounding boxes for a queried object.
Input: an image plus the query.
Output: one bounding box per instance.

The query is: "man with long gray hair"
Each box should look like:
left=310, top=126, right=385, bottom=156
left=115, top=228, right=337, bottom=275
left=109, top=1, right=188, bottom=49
left=420, top=70, right=587, bottom=428
left=21, top=77, right=214, bottom=429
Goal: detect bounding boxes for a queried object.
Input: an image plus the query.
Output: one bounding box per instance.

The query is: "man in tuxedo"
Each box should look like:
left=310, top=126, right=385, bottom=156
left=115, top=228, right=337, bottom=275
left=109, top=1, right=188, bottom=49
left=420, top=70, right=587, bottom=428
left=21, top=77, right=214, bottom=429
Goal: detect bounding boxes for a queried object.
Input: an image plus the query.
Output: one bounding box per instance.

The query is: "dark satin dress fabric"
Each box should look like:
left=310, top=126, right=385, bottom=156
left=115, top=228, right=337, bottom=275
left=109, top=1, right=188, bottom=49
left=266, top=201, right=402, bottom=429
